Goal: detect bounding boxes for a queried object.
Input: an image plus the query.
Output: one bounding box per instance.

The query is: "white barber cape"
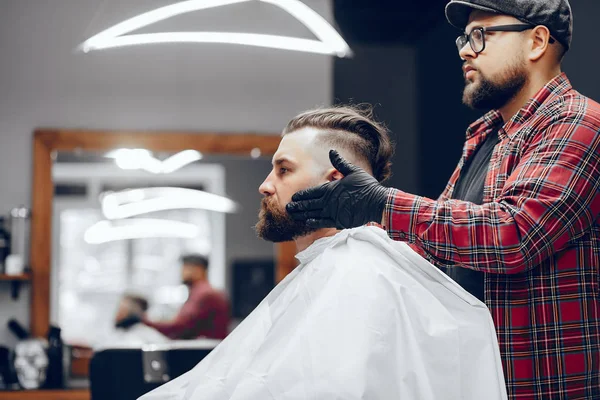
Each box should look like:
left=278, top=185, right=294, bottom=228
left=141, top=226, right=507, bottom=400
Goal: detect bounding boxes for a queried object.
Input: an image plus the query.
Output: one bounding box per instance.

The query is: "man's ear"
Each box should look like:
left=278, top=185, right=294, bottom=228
left=528, top=25, right=551, bottom=62
left=325, top=168, right=344, bottom=182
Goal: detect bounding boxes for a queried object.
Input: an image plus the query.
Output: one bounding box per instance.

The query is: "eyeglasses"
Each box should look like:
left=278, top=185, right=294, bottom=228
left=455, top=24, right=555, bottom=54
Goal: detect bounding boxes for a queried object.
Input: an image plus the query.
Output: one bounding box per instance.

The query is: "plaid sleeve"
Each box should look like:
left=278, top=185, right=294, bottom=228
left=385, top=114, right=600, bottom=274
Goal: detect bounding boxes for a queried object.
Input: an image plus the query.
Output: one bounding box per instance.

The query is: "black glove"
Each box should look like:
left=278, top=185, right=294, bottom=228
left=286, top=150, right=390, bottom=229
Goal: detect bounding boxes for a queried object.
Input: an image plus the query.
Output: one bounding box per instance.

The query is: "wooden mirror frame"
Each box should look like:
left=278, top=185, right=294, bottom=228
left=30, top=128, right=297, bottom=337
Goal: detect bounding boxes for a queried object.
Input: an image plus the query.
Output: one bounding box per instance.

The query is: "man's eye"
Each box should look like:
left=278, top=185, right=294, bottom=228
left=279, top=167, right=288, bottom=175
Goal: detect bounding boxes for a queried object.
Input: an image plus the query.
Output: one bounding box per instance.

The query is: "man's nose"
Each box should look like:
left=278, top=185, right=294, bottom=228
left=458, top=40, right=476, bottom=60
left=259, top=173, right=275, bottom=196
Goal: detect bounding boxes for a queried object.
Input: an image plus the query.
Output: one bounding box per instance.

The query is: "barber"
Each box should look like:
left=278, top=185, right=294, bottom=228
left=287, top=1, right=600, bottom=398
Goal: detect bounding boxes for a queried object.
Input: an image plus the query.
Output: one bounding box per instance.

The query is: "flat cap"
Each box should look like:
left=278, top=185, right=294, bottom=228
left=445, top=0, right=572, bottom=50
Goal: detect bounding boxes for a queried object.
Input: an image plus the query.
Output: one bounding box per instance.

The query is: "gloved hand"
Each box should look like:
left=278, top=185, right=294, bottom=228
left=286, top=150, right=390, bottom=229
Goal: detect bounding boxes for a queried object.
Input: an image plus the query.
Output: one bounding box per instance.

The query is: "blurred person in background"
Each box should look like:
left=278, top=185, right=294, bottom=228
left=95, top=294, right=168, bottom=350
left=143, top=254, right=230, bottom=340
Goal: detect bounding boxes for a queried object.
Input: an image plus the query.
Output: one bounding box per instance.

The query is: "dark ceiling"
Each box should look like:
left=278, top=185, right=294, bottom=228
left=334, top=0, right=451, bottom=45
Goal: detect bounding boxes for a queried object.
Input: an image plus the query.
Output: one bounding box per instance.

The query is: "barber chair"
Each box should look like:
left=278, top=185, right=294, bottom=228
left=89, top=339, right=219, bottom=400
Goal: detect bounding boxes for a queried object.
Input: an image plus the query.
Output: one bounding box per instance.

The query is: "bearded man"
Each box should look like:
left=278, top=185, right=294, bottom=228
left=140, top=106, right=507, bottom=400
left=287, top=1, right=600, bottom=399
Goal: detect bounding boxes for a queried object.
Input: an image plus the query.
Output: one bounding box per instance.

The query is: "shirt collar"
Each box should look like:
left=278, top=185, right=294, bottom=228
left=465, top=72, right=572, bottom=140
left=465, top=109, right=503, bottom=140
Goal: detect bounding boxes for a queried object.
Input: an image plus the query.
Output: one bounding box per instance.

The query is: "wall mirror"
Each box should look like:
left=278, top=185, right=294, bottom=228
left=30, top=129, right=296, bottom=353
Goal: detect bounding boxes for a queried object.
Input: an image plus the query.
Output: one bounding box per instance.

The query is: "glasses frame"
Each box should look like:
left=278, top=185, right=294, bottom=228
left=456, top=24, right=555, bottom=54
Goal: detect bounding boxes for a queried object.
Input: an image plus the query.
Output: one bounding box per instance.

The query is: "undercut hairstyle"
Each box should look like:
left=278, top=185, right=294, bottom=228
left=180, top=253, right=209, bottom=270
left=282, top=105, right=395, bottom=183
left=554, top=42, right=567, bottom=63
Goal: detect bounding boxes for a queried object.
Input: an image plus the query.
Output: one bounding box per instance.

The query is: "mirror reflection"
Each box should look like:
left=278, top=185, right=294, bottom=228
left=50, top=148, right=275, bottom=349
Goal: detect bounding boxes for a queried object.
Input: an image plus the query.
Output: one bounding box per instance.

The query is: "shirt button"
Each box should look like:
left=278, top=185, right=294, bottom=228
left=399, top=231, right=406, bottom=239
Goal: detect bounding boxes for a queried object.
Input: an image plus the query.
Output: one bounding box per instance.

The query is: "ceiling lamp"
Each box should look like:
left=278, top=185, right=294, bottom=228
left=84, top=218, right=201, bottom=244
left=105, top=148, right=202, bottom=174
left=79, top=0, right=352, bottom=57
left=101, top=186, right=239, bottom=219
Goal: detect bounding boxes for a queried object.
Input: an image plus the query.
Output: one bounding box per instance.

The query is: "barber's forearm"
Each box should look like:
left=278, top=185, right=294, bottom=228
left=143, top=316, right=194, bottom=338
left=383, top=188, right=567, bottom=275
left=143, top=319, right=178, bottom=338
left=382, top=188, right=413, bottom=239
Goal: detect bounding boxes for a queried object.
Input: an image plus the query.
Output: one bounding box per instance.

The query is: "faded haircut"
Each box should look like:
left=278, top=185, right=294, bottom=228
left=282, top=105, right=395, bottom=182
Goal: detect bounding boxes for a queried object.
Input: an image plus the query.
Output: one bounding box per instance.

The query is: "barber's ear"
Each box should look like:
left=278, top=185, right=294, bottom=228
left=326, top=168, right=344, bottom=182
left=528, top=25, right=551, bottom=62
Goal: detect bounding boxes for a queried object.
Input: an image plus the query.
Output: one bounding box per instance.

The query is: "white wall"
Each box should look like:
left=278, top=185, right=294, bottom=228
left=0, top=0, right=332, bottom=346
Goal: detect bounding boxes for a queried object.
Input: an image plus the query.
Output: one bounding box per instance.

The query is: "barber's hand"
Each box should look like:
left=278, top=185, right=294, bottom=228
left=286, top=150, right=390, bottom=229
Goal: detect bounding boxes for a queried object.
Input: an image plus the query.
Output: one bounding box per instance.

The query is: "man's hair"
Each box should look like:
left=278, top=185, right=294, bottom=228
left=554, top=41, right=567, bottom=63
left=180, top=253, right=209, bottom=270
left=122, top=294, right=149, bottom=314
left=282, top=105, right=394, bottom=182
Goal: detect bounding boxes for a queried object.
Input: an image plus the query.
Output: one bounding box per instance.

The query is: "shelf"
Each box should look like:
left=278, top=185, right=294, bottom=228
left=0, top=388, right=90, bottom=400
left=0, top=273, right=32, bottom=281
left=0, top=273, right=32, bottom=299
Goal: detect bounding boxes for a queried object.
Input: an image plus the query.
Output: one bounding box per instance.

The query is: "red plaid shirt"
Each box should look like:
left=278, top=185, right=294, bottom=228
left=144, top=281, right=230, bottom=340
left=384, top=73, right=600, bottom=400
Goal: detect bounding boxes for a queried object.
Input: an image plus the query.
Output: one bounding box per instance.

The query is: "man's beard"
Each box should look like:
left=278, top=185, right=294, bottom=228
left=462, top=56, right=527, bottom=111
left=255, top=197, right=318, bottom=242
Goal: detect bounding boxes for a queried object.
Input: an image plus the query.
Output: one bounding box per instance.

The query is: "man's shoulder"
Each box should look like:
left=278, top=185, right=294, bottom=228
left=548, top=88, right=600, bottom=124
left=525, top=89, right=600, bottom=141
left=328, top=226, right=391, bottom=251
left=317, top=226, right=409, bottom=270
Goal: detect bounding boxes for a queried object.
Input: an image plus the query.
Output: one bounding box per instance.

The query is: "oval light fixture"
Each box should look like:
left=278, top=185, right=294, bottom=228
left=84, top=218, right=202, bottom=244
left=101, top=186, right=239, bottom=219
left=79, top=0, right=352, bottom=57
left=105, top=148, right=203, bottom=174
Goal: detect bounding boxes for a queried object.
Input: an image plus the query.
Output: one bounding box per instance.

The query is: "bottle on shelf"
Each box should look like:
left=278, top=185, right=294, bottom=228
left=0, top=216, right=11, bottom=274
left=9, top=206, right=30, bottom=273
left=44, top=325, right=65, bottom=389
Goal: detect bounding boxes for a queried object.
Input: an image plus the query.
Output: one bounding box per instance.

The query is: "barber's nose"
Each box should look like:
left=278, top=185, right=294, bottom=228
left=458, top=41, right=476, bottom=60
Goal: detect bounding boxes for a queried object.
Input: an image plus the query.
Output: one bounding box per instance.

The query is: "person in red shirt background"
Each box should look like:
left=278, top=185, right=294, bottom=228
left=143, top=254, right=230, bottom=340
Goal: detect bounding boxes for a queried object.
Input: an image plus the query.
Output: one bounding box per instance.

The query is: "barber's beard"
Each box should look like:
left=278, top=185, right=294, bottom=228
left=462, top=56, right=528, bottom=111
left=255, top=196, right=318, bottom=242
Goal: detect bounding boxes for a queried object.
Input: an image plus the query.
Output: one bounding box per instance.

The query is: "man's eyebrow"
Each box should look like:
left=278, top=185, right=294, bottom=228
left=272, top=157, right=296, bottom=166
left=465, top=25, right=481, bottom=33
left=465, top=21, right=498, bottom=33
